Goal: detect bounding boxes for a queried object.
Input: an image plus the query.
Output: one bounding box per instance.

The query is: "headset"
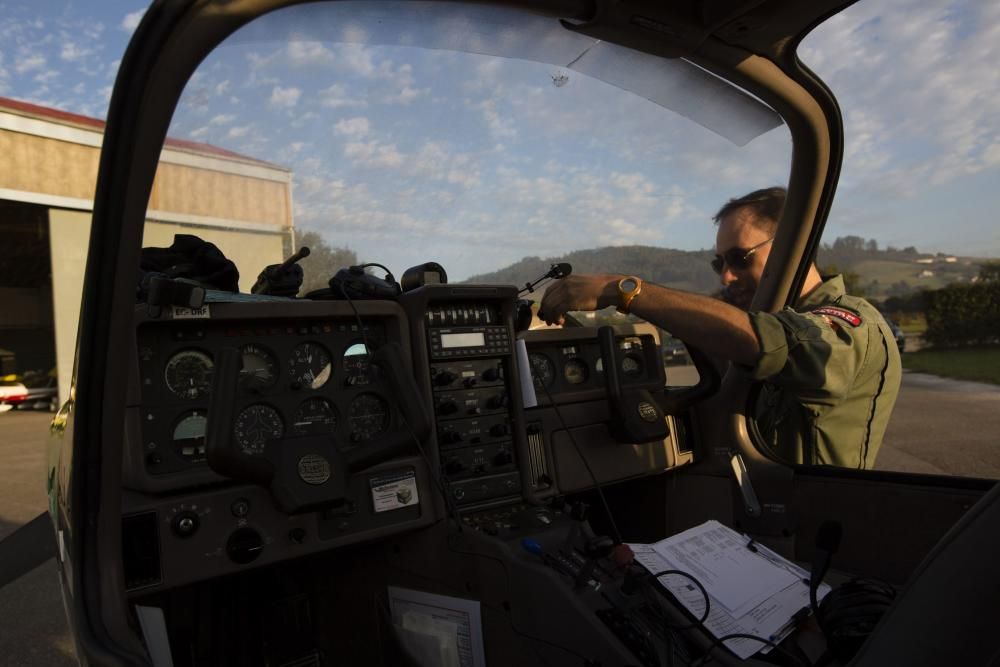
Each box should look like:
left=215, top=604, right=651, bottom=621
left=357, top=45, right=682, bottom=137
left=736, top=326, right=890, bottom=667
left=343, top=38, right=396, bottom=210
left=306, top=263, right=401, bottom=301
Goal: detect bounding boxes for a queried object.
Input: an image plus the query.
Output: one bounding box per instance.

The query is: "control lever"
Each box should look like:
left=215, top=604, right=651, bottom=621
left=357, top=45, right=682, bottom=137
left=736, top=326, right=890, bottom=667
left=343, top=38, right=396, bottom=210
left=251, top=246, right=310, bottom=297
left=598, top=326, right=668, bottom=444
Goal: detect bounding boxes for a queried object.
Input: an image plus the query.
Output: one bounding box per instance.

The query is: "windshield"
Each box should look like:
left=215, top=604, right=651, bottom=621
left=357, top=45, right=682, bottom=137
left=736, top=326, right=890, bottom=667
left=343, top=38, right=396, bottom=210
left=144, top=2, right=790, bottom=292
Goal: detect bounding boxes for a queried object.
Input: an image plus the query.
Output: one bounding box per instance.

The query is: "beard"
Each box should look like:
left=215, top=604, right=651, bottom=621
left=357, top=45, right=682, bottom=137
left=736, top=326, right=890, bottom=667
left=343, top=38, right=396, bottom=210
left=721, top=283, right=755, bottom=310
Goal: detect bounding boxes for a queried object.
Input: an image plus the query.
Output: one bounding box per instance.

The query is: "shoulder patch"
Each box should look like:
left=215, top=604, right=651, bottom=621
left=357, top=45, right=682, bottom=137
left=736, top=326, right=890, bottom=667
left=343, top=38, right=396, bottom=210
left=812, top=306, right=862, bottom=327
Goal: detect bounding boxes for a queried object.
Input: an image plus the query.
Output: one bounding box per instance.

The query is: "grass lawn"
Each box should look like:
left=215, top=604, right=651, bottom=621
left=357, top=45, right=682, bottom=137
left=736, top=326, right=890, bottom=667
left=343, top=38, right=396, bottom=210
left=902, top=346, right=1000, bottom=385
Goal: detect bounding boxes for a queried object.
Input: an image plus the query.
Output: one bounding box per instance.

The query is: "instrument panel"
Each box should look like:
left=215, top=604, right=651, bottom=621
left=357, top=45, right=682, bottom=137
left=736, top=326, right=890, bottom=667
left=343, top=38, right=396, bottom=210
left=135, top=315, right=396, bottom=479
left=525, top=334, right=662, bottom=401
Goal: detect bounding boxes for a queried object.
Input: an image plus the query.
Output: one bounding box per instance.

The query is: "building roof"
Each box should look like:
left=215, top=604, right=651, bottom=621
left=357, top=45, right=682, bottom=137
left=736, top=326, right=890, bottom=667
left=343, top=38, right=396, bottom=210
left=0, top=95, right=288, bottom=172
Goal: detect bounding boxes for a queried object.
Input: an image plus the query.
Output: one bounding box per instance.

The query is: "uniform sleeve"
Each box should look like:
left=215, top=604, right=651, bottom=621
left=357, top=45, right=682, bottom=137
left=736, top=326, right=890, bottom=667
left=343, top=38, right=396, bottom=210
left=745, top=307, right=869, bottom=407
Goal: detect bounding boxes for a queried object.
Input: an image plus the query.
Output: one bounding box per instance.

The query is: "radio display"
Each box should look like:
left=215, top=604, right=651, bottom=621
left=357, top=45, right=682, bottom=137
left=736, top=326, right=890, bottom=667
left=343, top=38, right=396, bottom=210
left=441, top=332, right=486, bottom=348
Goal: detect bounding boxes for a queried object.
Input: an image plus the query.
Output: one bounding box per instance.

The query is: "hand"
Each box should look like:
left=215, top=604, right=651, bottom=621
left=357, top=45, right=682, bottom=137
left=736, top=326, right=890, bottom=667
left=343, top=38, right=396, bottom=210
left=538, top=274, right=622, bottom=325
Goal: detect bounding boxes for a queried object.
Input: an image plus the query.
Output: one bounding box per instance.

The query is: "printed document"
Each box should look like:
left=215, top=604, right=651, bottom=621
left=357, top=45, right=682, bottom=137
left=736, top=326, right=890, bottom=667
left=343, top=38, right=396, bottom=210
left=629, top=520, right=830, bottom=660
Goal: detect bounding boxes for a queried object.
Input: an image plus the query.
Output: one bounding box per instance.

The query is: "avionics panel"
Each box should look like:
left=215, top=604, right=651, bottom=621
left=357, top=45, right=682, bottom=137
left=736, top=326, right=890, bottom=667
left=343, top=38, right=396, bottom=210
left=124, top=300, right=412, bottom=493
left=400, top=285, right=527, bottom=509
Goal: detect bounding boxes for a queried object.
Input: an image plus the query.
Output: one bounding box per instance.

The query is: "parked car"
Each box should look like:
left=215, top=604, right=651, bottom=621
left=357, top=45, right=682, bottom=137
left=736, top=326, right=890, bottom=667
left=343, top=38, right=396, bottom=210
left=0, top=371, right=58, bottom=412
left=883, top=317, right=906, bottom=353
left=662, top=337, right=691, bottom=365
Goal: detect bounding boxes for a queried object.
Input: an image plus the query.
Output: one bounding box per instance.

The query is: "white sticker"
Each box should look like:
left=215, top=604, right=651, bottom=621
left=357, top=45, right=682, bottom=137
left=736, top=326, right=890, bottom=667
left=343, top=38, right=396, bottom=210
left=171, top=305, right=211, bottom=319
left=370, top=470, right=420, bottom=513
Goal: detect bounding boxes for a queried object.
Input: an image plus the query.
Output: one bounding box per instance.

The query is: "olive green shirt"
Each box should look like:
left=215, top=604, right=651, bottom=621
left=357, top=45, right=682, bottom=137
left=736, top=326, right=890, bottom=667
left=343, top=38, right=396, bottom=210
left=746, top=276, right=901, bottom=468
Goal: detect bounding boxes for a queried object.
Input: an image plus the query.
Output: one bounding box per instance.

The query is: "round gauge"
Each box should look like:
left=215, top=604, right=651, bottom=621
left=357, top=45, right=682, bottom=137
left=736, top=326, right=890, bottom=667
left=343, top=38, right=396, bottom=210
left=563, top=358, right=589, bottom=385
left=289, top=342, right=332, bottom=389
left=621, top=354, right=643, bottom=377
left=239, top=344, right=278, bottom=391
left=343, top=342, right=373, bottom=386
left=164, top=350, right=214, bottom=400
left=292, top=397, right=338, bottom=436
left=172, top=410, right=208, bottom=459
left=348, top=393, right=390, bottom=441
left=529, top=353, right=556, bottom=389
left=233, top=404, right=284, bottom=455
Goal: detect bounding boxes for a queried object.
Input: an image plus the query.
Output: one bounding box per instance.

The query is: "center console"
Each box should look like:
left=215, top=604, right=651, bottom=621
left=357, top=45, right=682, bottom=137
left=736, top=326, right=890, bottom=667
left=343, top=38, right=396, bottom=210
left=399, top=285, right=528, bottom=509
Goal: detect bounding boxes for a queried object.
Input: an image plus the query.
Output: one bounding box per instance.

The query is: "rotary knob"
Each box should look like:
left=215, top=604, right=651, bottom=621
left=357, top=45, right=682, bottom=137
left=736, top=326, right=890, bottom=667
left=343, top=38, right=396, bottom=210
left=437, top=399, right=458, bottom=416
left=172, top=511, right=199, bottom=538
left=434, top=370, right=457, bottom=387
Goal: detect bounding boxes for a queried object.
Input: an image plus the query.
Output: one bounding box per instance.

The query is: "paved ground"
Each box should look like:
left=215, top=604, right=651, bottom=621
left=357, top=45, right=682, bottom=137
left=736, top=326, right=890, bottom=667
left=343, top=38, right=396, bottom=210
left=0, top=369, right=997, bottom=664
left=0, top=411, right=76, bottom=666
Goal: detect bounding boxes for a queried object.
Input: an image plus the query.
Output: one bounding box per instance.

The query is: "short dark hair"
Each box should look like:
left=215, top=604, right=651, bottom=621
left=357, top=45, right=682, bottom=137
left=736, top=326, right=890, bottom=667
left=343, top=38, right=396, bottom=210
left=713, top=186, right=786, bottom=233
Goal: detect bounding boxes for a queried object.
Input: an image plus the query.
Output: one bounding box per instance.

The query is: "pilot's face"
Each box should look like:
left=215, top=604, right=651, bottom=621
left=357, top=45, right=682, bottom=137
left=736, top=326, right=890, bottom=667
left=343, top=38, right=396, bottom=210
left=714, top=209, right=774, bottom=310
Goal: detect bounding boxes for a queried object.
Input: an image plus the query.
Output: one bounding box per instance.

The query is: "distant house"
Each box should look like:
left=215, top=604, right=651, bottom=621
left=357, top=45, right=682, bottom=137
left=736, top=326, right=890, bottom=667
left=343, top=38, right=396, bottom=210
left=944, top=256, right=958, bottom=263
left=915, top=258, right=934, bottom=264
left=918, top=269, right=935, bottom=278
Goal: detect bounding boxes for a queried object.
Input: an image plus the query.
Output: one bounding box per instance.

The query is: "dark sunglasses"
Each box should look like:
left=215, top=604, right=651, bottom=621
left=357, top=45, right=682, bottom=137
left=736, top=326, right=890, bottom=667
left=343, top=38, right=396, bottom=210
left=711, top=237, right=774, bottom=275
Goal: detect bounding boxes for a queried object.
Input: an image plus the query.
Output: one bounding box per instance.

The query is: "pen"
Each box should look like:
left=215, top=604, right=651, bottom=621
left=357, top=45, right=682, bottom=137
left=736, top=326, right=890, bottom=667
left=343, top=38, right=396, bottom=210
left=768, top=605, right=811, bottom=641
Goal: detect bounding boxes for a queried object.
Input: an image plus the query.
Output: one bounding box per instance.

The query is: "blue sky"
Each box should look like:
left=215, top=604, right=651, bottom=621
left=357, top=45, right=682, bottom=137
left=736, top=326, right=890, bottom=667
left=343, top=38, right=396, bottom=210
left=1, top=1, right=997, bottom=280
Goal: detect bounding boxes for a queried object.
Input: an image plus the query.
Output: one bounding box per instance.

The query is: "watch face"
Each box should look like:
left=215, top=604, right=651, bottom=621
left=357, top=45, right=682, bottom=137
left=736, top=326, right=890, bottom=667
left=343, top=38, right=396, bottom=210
left=620, top=278, right=638, bottom=292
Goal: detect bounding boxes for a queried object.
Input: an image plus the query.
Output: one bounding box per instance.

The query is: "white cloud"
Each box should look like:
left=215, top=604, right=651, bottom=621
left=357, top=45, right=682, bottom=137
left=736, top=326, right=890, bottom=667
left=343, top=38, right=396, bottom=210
left=269, top=85, right=301, bottom=108
left=287, top=39, right=335, bottom=66
left=344, top=140, right=405, bottom=168
left=121, top=10, right=144, bottom=32
left=478, top=99, right=516, bottom=139
left=228, top=125, right=253, bottom=138
left=209, top=114, right=235, bottom=126
left=802, top=0, right=1000, bottom=191
left=319, top=83, right=367, bottom=109
left=33, top=69, right=59, bottom=84
left=60, top=42, right=93, bottom=62
left=15, top=53, right=46, bottom=74
left=334, top=116, right=370, bottom=138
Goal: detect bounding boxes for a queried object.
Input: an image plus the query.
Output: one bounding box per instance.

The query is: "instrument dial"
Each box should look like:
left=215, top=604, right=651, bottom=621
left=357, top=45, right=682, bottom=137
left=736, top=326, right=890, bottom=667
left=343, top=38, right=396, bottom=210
left=563, top=358, right=589, bottom=385
left=289, top=342, right=332, bottom=389
left=172, top=409, right=208, bottom=460
left=621, top=354, right=643, bottom=377
left=529, top=353, right=556, bottom=389
left=292, top=397, right=338, bottom=436
left=239, top=344, right=278, bottom=391
left=343, top=342, right=374, bottom=386
left=164, top=350, right=214, bottom=400
left=348, top=393, right=390, bottom=441
left=233, top=404, right=284, bottom=455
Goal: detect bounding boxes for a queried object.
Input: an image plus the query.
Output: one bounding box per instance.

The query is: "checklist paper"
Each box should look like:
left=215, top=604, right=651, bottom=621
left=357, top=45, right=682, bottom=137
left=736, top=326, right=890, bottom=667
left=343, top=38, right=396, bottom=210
left=629, top=520, right=830, bottom=660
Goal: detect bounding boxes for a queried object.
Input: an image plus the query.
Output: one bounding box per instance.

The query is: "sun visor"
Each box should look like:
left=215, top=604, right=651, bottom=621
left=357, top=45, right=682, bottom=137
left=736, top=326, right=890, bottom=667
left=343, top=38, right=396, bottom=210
left=233, top=1, right=783, bottom=146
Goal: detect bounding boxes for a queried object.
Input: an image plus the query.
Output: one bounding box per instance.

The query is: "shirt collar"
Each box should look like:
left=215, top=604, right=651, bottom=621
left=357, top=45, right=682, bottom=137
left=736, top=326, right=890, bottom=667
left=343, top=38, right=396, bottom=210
left=796, top=274, right=846, bottom=310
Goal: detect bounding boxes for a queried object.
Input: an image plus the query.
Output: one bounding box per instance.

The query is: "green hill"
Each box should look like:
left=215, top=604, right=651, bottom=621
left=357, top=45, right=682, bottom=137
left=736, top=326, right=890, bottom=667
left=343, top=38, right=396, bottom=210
left=465, top=237, right=992, bottom=303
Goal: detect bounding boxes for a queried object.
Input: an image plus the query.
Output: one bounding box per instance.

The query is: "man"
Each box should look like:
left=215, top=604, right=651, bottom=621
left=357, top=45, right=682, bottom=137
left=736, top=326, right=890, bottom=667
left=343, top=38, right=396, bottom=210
left=538, top=187, right=901, bottom=468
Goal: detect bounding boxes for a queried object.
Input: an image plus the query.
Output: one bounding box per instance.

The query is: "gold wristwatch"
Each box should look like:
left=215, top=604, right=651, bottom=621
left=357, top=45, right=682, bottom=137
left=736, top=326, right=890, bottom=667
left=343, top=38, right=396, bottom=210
left=616, top=276, right=643, bottom=314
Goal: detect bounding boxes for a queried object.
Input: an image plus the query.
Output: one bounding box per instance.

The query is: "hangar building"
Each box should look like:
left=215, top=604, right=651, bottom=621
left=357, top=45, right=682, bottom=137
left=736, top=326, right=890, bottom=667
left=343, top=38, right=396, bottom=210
left=0, top=96, right=293, bottom=406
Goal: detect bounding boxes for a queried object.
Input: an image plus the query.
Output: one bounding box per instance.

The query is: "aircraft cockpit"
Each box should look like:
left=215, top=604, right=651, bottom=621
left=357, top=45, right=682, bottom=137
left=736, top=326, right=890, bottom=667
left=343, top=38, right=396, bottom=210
left=11, top=1, right=998, bottom=666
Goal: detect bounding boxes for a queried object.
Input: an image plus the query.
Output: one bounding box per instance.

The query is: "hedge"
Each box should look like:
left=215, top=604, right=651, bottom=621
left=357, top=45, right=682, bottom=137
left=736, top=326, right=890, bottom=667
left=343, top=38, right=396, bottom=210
left=923, top=282, right=1000, bottom=348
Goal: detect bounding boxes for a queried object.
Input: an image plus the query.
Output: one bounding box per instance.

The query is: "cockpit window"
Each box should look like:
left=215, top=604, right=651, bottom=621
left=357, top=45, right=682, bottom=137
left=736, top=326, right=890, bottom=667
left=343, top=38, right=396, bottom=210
left=147, top=2, right=790, bottom=286
left=145, top=2, right=791, bottom=389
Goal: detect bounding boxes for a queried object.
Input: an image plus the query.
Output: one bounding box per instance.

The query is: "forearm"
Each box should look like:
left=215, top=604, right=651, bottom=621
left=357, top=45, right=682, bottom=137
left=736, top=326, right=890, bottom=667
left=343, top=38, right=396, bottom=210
left=627, top=282, right=761, bottom=366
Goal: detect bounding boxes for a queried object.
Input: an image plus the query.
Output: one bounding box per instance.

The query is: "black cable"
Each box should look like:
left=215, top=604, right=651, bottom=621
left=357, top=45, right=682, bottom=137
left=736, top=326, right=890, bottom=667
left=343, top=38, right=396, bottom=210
left=536, top=379, right=624, bottom=544
left=643, top=569, right=711, bottom=630
left=354, top=262, right=397, bottom=283
left=691, top=632, right=810, bottom=667
left=444, top=533, right=593, bottom=666
left=337, top=285, right=464, bottom=531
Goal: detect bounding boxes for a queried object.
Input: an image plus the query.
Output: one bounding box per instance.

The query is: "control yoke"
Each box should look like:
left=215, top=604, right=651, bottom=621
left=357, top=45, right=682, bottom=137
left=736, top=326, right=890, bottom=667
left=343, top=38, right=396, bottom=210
left=598, top=326, right=669, bottom=444
left=206, top=343, right=431, bottom=514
